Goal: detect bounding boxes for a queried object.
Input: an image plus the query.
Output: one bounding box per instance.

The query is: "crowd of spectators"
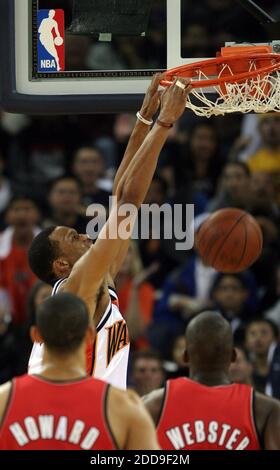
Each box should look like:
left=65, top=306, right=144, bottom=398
left=1, top=0, right=280, bottom=400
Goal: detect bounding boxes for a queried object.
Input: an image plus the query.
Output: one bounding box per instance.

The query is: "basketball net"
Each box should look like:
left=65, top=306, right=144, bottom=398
left=186, top=66, right=280, bottom=118
left=162, top=46, right=280, bottom=117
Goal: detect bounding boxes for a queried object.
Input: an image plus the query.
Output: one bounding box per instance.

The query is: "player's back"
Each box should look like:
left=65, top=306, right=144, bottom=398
left=157, top=377, right=261, bottom=450
left=0, top=374, right=116, bottom=450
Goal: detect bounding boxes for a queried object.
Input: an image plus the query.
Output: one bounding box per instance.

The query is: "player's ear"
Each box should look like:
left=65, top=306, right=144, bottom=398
left=53, top=257, right=70, bottom=278
left=232, top=348, right=237, bottom=362
left=30, top=326, right=44, bottom=344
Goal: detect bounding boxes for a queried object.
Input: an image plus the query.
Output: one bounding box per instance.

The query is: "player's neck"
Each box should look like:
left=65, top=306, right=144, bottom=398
left=40, top=349, right=87, bottom=381
left=190, top=370, right=231, bottom=387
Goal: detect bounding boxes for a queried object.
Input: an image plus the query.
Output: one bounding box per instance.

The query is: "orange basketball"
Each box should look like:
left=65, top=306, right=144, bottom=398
left=196, top=208, right=263, bottom=273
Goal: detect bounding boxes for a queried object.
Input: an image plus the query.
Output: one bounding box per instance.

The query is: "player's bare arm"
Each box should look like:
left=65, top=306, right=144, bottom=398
left=62, top=79, right=191, bottom=315
left=142, top=388, right=165, bottom=425
left=254, top=392, right=280, bottom=450
left=109, top=73, right=164, bottom=282
left=108, top=387, right=160, bottom=450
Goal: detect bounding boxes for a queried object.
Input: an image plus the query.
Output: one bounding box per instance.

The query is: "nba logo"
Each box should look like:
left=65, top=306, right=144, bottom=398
left=37, top=10, right=65, bottom=72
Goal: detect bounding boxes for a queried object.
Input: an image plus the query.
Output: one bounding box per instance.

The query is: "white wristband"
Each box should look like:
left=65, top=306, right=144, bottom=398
left=136, top=111, right=153, bottom=126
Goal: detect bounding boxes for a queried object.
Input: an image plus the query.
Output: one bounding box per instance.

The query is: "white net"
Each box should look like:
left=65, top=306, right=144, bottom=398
left=185, top=62, right=280, bottom=118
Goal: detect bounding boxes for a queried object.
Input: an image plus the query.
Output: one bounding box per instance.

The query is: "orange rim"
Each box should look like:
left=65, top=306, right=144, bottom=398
left=161, top=53, right=280, bottom=89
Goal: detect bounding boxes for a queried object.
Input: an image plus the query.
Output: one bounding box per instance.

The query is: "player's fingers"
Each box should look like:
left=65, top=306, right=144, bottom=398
left=149, top=73, right=165, bottom=92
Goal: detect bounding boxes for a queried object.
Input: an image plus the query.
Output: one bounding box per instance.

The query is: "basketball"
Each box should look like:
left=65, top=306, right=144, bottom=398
left=54, top=36, right=63, bottom=46
left=196, top=208, right=263, bottom=273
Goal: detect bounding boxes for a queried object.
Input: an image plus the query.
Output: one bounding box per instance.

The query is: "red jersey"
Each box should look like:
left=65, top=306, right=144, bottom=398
left=0, top=374, right=116, bottom=450
left=157, top=378, right=261, bottom=450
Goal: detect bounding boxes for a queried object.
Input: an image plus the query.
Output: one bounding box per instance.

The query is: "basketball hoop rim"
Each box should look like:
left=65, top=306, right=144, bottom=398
left=161, top=52, right=280, bottom=89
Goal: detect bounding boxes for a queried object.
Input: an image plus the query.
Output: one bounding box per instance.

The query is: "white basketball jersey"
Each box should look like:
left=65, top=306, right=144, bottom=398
left=28, top=279, right=130, bottom=390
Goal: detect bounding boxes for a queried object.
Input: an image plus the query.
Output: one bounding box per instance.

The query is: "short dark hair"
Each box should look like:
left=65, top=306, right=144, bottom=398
left=7, top=195, right=39, bottom=211
left=28, top=227, right=59, bottom=285
left=36, top=293, right=89, bottom=354
left=246, top=318, right=279, bottom=339
left=211, top=272, right=249, bottom=295
left=49, top=175, right=82, bottom=193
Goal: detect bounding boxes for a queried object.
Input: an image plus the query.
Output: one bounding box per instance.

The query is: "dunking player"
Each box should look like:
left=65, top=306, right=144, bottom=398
left=28, top=76, right=192, bottom=388
left=0, top=294, right=159, bottom=450
left=143, top=311, right=280, bottom=450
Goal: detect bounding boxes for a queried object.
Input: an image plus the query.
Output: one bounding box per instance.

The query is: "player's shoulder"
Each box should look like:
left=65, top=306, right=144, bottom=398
left=109, top=386, right=147, bottom=417
left=255, top=391, right=280, bottom=413
left=254, top=391, right=280, bottom=434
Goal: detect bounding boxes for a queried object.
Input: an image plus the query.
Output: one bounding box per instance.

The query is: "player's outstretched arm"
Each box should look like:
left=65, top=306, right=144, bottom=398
left=64, top=80, right=191, bottom=307
left=109, top=73, right=163, bottom=281
left=112, top=73, right=163, bottom=196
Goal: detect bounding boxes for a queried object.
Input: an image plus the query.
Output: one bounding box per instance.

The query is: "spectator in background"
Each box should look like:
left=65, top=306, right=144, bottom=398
left=0, top=308, right=21, bottom=384
left=211, top=273, right=258, bottom=344
left=43, top=176, right=88, bottom=233
left=175, top=122, right=223, bottom=199
left=163, top=334, right=188, bottom=380
left=245, top=318, right=278, bottom=394
left=208, top=162, right=251, bottom=212
left=247, top=113, right=280, bottom=205
left=26, top=281, right=52, bottom=328
left=151, top=215, right=217, bottom=354
left=250, top=172, right=279, bottom=219
left=0, top=153, right=11, bottom=229
left=247, top=113, right=280, bottom=175
left=228, top=346, right=253, bottom=386
left=72, top=146, right=110, bottom=209
left=138, top=175, right=178, bottom=288
left=130, top=350, right=165, bottom=397
left=264, top=264, right=280, bottom=330
left=0, top=197, right=40, bottom=326
left=115, top=241, right=156, bottom=351
left=23, top=281, right=53, bottom=370
left=266, top=341, right=280, bottom=400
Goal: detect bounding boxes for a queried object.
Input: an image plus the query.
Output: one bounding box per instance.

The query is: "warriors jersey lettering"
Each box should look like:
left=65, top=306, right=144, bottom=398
left=157, top=378, right=261, bottom=450
left=0, top=374, right=116, bottom=450
left=28, top=280, right=130, bottom=390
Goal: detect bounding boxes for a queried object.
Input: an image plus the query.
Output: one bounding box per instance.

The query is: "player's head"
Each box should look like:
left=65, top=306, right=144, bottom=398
left=48, top=10, right=55, bottom=19
left=28, top=226, right=92, bottom=285
left=31, top=293, right=94, bottom=356
left=185, top=311, right=234, bottom=377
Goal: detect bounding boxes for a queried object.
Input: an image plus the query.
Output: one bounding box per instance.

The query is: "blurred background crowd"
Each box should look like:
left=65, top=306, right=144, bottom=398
left=1, top=0, right=280, bottom=400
